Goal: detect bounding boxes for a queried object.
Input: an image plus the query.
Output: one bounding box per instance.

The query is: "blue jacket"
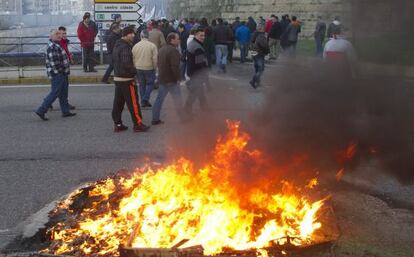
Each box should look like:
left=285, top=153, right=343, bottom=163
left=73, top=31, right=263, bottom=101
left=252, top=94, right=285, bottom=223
left=235, top=25, right=251, bottom=44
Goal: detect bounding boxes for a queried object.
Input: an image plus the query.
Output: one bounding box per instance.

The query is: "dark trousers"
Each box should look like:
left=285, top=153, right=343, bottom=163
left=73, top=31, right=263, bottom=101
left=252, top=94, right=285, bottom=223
left=239, top=42, right=248, bottom=63
left=37, top=73, right=69, bottom=114
left=315, top=37, right=324, bottom=57
left=227, top=42, right=234, bottom=62
left=102, top=55, right=113, bottom=82
left=112, top=80, right=143, bottom=127
left=184, top=77, right=208, bottom=113
left=251, top=55, right=265, bottom=85
left=82, top=46, right=95, bottom=71
left=287, top=41, right=298, bottom=58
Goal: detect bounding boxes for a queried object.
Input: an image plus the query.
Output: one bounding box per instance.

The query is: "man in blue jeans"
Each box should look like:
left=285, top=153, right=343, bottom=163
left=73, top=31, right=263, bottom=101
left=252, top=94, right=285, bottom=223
left=132, top=29, right=158, bottom=107
left=235, top=21, right=251, bottom=63
left=213, top=18, right=233, bottom=73
left=152, top=32, right=187, bottom=125
left=35, top=29, right=76, bottom=120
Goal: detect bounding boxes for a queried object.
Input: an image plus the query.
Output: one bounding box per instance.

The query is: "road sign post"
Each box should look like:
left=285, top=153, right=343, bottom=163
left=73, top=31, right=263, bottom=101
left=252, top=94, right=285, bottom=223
left=94, top=0, right=143, bottom=30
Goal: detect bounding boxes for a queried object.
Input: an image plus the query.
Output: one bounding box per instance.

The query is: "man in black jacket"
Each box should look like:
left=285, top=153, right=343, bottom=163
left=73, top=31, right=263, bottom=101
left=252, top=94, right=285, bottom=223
left=112, top=26, right=149, bottom=133
left=178, top=24, right=189, bottom=81
left=213, top=18, right=233, bottom=73
left=102, top=23, right=122, bottom=83
left=268, top=16, right=282, bottom=60
left=250, top=25, right=269, bottom=89
left=185, top=26, right=209, bottom=114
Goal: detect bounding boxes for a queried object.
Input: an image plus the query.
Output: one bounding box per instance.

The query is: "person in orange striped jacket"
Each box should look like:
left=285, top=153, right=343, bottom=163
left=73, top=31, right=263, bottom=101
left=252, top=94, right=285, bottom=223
left=111, top=26, right=150, bottom=133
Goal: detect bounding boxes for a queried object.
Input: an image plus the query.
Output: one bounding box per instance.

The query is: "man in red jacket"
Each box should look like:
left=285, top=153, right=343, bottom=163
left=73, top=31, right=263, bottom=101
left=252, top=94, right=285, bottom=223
left=77, top=12, right=98, bottom=72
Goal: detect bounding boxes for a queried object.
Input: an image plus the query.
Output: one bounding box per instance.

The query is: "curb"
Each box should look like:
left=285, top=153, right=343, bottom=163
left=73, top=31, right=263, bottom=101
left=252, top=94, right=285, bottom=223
left=0, top=76, right=105, bottom=85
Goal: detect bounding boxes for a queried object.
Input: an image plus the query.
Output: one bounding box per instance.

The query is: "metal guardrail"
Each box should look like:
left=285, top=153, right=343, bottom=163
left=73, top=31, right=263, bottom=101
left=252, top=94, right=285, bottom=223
left=0, top=34, right=106, bottom=78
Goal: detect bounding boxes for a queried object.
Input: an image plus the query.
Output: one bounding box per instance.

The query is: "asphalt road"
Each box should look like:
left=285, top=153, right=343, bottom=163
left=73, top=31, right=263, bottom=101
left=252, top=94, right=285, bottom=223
left=0, top=60, right=413, bottom=256
left=0, top=62, right=265, bottom=246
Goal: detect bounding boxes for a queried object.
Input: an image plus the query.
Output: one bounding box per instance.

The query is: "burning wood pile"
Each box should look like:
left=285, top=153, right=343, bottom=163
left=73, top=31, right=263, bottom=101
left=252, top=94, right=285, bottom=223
left=39, top=121, right=338, bottom=257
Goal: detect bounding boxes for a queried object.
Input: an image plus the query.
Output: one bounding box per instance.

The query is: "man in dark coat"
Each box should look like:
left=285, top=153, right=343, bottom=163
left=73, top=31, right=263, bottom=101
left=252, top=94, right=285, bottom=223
left=212, top=18, right=233, bottom=72
left=178, top=24, right=189, bottom=81
left=268, top=15, right=282, bottom=60
left=152, top=32, right=187, bottom=125
left=111, top=26, right=149, bottom=133
left=280, top=14, right=291, bottom=50
left=249, top=25, right=269, bottom=89
left=314, top=16, right=327, bottom=57
left=102, top=23, right=122, bottom=83
left=281, top=16, right=301, bottom=58
left=185, top=26, right=209, bottom=114
left=246, top=16, right=257, bottom=33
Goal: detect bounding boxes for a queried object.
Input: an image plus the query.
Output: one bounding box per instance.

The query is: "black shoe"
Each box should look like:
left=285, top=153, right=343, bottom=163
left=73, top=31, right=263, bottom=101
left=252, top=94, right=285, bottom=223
left=35, top=111, right=48, bottom=121
left=62, top=112, right=76, bottom=118
left=151, top=120, right=164, bottom=126
left=249, top=80, right=257, bottom=89
left=114, top=123, right=128, bottom=132
left=133, top=123, right=150, bottom=132
left=142, top=100, right=152, bottom=108
left=101, top=80, right=110, bottom=84
left=69, top=104, right=76, bottom=110
left=89, top=69, right=98, bottom=73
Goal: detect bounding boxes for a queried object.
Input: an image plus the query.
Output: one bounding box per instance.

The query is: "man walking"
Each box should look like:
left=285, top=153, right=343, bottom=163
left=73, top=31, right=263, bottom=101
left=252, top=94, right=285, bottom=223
left=102, top=23, right=122, bottom=83
left=152, top=32, right=186, bottom=125
left=185, top=27, right=209, bottom=114
left=178, top=24, right=189, bottom=81
left=77, top=12, right=98, bottom=72
left=235, top=21, right=251, bottom=63
left=35, top=29, right=76, bottom=120
left=112, top=26, right=149, bottom=133
left=148, top=20, right=166, bottom=50
left=212, top=18, right=233, bottom=73
left=57, top=26, right=75, bottom=110
left=132, top=29, right=158, bottom=108
left=314, top=16, right=327, bottom=57
left=249, top=25, right=269, bottom=89
left=281, top=16, right=301, bottom=58
left=268, top=16, right=282, bottom=60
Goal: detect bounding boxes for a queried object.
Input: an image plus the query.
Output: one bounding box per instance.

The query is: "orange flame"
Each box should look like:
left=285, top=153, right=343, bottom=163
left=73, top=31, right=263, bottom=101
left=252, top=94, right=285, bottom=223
left=338, top=142, right=358, bottom=162
left=46, top=120, right=324, bottom=256
left=336, top=168, right=345, bottom=181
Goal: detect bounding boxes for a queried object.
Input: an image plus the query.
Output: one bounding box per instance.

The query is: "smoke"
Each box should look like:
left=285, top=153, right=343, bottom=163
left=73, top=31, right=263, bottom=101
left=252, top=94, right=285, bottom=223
left=245, top=0, right=414, bottom=183
left=165, top=0, right=414, bottom=184
left=248, top=60, right=414, bottom=184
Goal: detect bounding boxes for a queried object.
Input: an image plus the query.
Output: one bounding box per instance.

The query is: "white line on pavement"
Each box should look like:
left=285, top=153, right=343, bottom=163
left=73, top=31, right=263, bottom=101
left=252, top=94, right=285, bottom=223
left=0, top=84, right=112, bottom=89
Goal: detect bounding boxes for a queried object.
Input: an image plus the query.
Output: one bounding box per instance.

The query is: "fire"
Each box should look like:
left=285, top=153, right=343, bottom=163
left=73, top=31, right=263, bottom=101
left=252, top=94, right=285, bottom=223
left=336, top=168, right=345, bottom=181
left=45, top=121, right=325, bottom=257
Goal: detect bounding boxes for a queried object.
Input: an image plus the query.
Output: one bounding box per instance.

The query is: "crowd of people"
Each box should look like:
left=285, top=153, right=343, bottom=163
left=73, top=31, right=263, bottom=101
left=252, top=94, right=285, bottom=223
left=34, top=13, right=357, bottom=133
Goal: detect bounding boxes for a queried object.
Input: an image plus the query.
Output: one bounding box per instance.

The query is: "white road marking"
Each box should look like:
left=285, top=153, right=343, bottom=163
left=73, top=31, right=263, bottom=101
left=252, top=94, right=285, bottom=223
left=0, top=84, right=112, bottom=89
left=209, top=75, right=238, bottom=81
